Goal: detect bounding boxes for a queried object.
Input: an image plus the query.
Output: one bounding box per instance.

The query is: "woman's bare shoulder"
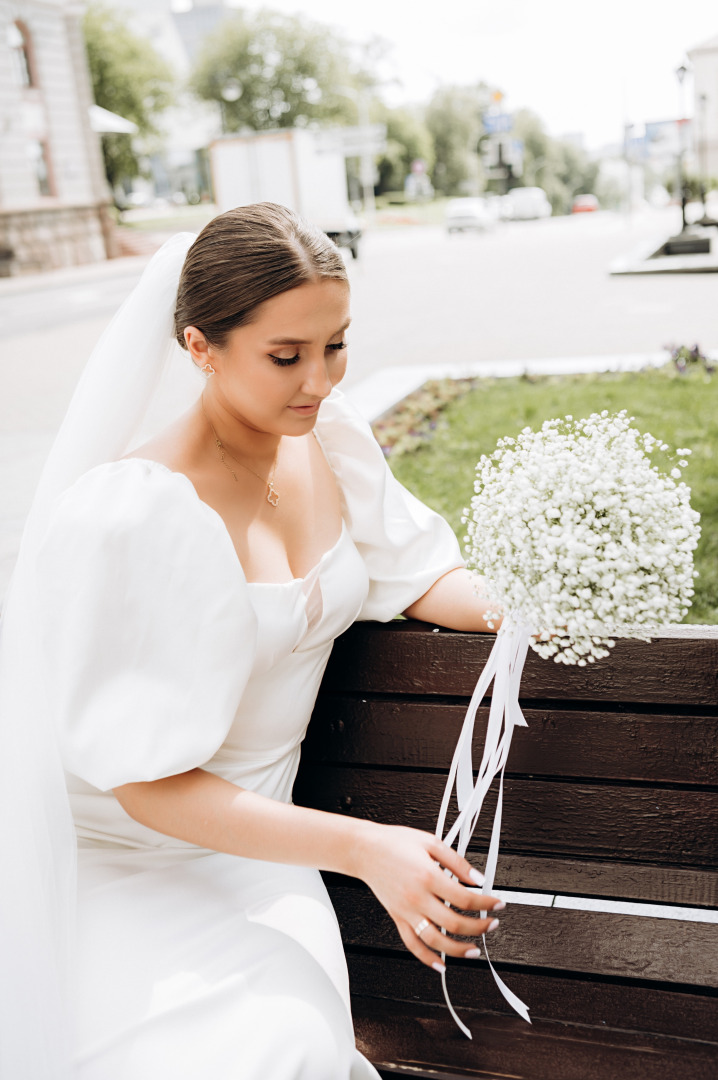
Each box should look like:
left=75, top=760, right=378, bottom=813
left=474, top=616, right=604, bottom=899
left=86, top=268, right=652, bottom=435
left=120, top=407, right=201, bottom=474
left=120, top=442, right=177, bottom=470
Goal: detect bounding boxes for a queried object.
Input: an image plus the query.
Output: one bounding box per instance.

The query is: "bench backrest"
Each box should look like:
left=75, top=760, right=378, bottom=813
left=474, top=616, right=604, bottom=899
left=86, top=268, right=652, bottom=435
left=301, top=621, right=718, bottom=905
left=295, top=621, right=718, bottom=1055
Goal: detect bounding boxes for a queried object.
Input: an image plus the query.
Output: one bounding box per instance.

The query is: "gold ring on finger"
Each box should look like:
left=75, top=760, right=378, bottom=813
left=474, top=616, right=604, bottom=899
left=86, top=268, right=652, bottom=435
left=414, top=917, right=431, bottom=939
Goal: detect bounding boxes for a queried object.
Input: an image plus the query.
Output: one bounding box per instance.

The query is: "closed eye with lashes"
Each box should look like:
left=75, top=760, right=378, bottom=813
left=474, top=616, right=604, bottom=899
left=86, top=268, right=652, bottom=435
left=269, top=342, right=347, bottom=367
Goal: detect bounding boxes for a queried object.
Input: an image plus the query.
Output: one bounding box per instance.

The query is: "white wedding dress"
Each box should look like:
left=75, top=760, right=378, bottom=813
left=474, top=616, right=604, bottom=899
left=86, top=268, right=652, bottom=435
left=32, top=388, right=463, bottom=1079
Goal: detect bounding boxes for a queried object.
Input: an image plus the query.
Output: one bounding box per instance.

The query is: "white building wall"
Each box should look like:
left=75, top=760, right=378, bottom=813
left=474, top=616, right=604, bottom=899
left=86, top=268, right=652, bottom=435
left=688, top=35, right=718, bottom=182
left=61, top=5, right=109, bottom=202
left=0, top=0, right=40, bottom=205
left=0, top=0, right=108, bottom=208
left=0, top=0, right=112, bottom=272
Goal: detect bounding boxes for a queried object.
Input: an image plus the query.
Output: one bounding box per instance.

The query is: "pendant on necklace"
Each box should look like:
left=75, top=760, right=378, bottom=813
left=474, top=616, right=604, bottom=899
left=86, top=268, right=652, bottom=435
left=266, top=483, right=280, bottom=508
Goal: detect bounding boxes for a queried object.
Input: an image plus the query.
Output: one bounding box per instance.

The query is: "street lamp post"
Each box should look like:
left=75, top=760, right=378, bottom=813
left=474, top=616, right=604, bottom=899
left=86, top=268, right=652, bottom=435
left=336, top=85, right=376, bottom=222
left=676, top=63, right=688, bottom=232
left=219, top=79, right=242, bottom=135
left=623, top=121, right=634, bottom=222
left=356, top=90, right=377, bottom=223
left=698, top=92, right=709, bottom=220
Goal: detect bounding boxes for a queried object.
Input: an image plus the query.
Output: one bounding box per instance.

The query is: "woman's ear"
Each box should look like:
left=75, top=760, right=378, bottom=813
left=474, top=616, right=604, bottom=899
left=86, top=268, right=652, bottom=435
left=184, top=326, right=216, bottom=372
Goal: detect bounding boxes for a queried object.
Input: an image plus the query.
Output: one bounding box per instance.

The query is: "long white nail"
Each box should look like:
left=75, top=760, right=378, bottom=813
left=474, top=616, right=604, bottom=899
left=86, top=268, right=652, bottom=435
left=493, top=900, right=506, bottom=911
left=469, top=868, right=485, bottom=886
left=464, top=947, right=482, bottom=959
left=432, top=961, right=446, bottom=974
left=487, top=918, right=500, bottom=932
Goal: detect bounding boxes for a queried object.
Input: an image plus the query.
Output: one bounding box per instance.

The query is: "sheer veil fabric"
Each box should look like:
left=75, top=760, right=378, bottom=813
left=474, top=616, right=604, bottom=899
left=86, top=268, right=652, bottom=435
left=0, top=234, right=199, bottom=1078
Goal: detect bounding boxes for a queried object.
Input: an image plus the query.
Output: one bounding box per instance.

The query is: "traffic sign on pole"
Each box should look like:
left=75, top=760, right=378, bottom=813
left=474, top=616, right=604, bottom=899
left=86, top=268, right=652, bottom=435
left=482, top=113, right=513, bottom=135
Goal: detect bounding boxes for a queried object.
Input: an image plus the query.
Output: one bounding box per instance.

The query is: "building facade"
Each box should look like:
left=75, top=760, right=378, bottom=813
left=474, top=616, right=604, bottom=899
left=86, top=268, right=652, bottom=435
left=0, top=0, right=113, bottom=274
left=688, top=33, right=718, bottom=185
left=111, top=0, right=227, bottom=204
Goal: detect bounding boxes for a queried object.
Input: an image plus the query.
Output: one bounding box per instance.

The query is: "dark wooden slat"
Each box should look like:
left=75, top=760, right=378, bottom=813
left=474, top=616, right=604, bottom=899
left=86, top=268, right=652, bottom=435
left=352, top=998, right=718, bottom=1080
left=295, top=766, right=718, bottom=866
left=376, top=1066, right=490, bottom=1080
left=321, top=622, right=718, bottom=706
left=375, top=1066, right=496, bottom=1080
left=361, top=1012, right=718, bottom=1080
left=485, top=855, right=718, bottom=908
left=323, top=856, right=718, bottom=910
left=347, top=952, right=718, bottom=1043
left=305, top=699, right=718, bottom=785
left=328, top=884, right=718, bottom=987
left=376, top=1067, right=492, bottom=1080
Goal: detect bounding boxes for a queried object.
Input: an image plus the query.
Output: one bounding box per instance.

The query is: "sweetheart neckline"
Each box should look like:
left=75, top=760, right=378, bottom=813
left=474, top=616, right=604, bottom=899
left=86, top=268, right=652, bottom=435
left=115, top=457, right=346, bottom=587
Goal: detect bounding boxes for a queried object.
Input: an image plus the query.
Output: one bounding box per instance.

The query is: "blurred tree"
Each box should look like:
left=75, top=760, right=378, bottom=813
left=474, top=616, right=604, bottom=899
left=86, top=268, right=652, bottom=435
left=83, top=3, right=174, bottom=195
left=425, top=85, right=485, bottom=195
left=512, top=109, right=599, bottom=214
left=189, top=9, right=360, bottom=131
left=550, top=140, right=599, bottom=212
left=665, top=172, right=716, bottom=199
left=512, top=110, right=550, bottom=186
left=594, top=171, right=624, bottom=211
left=374, top=104, right=434, bottom=194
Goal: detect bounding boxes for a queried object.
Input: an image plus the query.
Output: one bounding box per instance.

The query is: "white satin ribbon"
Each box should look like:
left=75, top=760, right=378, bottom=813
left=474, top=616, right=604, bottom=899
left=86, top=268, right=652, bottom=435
left=435, top=617, right=532, bottom=1037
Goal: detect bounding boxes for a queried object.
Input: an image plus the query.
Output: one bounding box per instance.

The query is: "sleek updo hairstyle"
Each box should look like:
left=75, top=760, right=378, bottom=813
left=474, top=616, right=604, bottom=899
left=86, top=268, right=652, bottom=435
left=174, top=202, right=349, bottom=350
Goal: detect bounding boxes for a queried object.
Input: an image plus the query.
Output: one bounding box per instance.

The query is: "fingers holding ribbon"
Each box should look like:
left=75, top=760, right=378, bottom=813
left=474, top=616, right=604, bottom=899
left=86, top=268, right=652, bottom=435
left=407, top=901, right=502, bottom=965
left=354, top=823, right=506, bottom=974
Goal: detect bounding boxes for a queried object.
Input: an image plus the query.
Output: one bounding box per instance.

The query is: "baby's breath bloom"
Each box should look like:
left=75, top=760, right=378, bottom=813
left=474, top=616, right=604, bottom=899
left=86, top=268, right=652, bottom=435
left=464, top=411, right=701, bottom=664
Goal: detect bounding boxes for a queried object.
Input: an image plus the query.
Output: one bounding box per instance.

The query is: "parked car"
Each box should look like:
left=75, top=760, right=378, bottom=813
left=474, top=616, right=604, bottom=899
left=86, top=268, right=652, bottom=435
left=445, top=197, right=495, bottom=233
left=571, top=194, right=600, bottom=213
left=502, top=187, right=552, bottom=221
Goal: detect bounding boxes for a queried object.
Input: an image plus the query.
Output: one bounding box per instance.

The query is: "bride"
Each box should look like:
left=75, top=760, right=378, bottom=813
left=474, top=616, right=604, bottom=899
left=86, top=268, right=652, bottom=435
left=0, top=203, right=504, bottom=1079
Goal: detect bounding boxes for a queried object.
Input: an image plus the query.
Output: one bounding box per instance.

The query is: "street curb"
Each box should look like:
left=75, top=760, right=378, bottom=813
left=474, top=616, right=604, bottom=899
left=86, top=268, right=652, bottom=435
left=344, top=351, right=717, bottom=423
left=611, top=251, right=718, bottom=275
left=610, top=227, right=718, bottom=275
left=0, top=254, right=152, bottom=296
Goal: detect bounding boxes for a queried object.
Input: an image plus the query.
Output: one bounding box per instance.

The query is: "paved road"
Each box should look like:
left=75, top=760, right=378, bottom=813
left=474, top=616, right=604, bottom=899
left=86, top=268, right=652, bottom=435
left=347, top=208, right=717, bottom=373
left=0, top=268, right=145, bottom=339
left=1, top=206, right=715, bottom=600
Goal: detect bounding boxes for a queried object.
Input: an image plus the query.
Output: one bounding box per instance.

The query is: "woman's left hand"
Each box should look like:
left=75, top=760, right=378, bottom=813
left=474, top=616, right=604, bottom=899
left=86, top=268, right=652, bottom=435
left=349, top=820, right=505, bottom=971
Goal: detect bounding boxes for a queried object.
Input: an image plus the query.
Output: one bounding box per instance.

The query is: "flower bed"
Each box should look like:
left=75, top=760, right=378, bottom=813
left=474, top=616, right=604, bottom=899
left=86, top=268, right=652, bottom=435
left=372, top=377, right=477, bottom=457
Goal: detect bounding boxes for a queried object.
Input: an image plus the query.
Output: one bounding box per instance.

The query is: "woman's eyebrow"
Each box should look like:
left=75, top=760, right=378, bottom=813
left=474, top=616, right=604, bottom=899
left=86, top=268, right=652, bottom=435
left=268, top=320, right=352, bottom=346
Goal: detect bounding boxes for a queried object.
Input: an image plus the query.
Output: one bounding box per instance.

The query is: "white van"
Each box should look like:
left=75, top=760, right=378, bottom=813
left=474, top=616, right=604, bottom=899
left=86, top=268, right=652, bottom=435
left=503, top=187, right=552, bottom=220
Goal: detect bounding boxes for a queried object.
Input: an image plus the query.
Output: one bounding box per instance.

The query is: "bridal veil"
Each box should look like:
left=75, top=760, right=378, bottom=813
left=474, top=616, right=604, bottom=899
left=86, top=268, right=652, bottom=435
left=0, top=233, right=199, bottom=1078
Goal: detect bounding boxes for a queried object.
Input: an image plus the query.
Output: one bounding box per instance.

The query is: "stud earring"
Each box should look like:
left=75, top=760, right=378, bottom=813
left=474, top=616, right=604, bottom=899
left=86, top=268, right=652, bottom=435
left=200, top=363, right=216, bottom=378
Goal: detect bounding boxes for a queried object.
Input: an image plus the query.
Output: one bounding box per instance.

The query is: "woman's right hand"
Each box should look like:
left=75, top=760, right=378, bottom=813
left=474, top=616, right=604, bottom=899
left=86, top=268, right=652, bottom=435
left=350, top=821, right=505, bottom=971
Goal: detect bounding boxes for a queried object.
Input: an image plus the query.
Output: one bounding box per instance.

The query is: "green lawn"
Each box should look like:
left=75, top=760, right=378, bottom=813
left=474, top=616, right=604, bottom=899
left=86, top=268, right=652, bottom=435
left=374, top=196, right=452, bottom=227
left=387, top=366, right=718, bottom=624
left=120, top=205, right=219, bottom=233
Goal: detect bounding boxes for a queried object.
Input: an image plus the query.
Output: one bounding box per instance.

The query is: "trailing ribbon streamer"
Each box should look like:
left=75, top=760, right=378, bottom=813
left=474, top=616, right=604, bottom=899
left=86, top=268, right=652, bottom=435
left=435, top=617, right=532, bottom=1037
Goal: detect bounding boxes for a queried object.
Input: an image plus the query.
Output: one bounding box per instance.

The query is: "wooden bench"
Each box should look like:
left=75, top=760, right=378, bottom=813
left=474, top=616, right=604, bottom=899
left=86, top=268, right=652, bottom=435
left=294, top=620, right=718, bottom=1080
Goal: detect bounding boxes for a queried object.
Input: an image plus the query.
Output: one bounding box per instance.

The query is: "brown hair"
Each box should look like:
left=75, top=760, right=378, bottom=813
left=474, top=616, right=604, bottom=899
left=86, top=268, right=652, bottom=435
left=174, top=203, right=349, bottom=349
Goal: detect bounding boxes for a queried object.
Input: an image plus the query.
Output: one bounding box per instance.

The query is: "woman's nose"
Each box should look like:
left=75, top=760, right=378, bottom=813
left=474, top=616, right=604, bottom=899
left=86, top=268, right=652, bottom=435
left=301, top=354, right=333, bottom=399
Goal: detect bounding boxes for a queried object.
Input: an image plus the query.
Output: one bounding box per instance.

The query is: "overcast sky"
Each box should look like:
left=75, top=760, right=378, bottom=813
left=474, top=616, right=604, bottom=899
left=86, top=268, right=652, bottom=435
left=234, top=0, right=717, bottom=149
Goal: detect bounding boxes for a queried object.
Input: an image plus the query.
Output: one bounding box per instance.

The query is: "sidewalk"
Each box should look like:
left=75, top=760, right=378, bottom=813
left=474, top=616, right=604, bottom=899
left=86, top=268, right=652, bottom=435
left=610, top=227, right=718, bottom=276
left=345, top=351, right=681, bottom=422
left=0, top=253, right=152, bottom=297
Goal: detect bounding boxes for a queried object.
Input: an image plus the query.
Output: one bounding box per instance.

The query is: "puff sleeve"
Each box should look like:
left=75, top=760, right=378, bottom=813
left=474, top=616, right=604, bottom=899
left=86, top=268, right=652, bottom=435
left=35, top=460, right=257, bottom=792
left=315, top=389, right=464, bottom=622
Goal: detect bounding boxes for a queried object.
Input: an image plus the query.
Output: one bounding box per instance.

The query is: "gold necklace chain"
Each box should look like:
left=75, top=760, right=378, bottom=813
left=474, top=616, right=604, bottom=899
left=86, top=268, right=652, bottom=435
left=201, top=398, right=280, bottom=507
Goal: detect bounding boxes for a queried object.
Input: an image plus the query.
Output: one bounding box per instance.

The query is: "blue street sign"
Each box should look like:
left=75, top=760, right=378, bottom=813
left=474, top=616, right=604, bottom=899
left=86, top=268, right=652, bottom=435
left=483, top=112, right=513, bottom=134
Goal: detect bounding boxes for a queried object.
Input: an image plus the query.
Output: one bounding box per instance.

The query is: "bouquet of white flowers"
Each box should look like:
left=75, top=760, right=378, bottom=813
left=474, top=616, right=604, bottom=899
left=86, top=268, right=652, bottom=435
left=436, top=411, right=701, bottom=1035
